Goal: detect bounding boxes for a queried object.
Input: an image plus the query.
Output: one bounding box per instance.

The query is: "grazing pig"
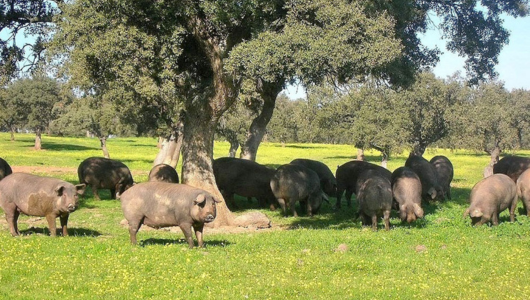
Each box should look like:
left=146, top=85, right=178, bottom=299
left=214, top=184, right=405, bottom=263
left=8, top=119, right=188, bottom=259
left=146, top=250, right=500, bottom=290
left=464, top=174, right=518, bottom=226
left=516, top=168, right=530, bottom=216
left=290, top=158, right=337, bottom=198
left=213, top=157, right=276, bottom=210
left=405, top=154, right=442, bottom=201
left=77, top=157, right=134, bottom=200
left=430, top=155, right=454, bottom=200
left=391, top=167, right=424, bottom=223
left=0, top=157, right=12, bottom=181
left=120, top=182, right=219, bottom=247
left=148, top=164, right=179, bottom=183
left=356, top=169, right=393, bottom=231
left=270, top=164, right=327, bottom=217
left=335, top=160, right=391, bottom=209
left=493, top=155, right=530, bottom=182
left=0, top=173, right=86, bottom=236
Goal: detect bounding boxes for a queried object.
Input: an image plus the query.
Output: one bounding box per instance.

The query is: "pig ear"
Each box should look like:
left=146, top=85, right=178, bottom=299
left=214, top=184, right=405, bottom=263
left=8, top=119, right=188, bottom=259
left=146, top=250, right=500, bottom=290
left=212, top=197, right=222, bottom=203
left=55, top=185, right=66, bottom=196
left=413, top=203, right=424, bottom=218
left=75, top=184, right=86, bottom=195
left=194, top=194, right=206, bottom=205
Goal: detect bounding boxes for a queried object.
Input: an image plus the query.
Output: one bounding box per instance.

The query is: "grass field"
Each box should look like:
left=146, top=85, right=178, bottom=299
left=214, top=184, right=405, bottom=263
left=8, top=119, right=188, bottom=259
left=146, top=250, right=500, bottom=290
left=1, top=133, right=530, bottom=299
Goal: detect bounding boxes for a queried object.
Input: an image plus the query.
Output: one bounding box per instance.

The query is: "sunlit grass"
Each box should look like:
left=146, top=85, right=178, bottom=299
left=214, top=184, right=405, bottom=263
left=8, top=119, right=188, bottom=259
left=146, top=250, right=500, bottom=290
left=1, top=133, right=530, bottom=299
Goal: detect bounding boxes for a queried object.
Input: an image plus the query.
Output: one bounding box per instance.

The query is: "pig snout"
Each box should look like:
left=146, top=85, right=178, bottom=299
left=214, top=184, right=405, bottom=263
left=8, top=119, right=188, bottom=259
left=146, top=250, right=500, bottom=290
left=67, top=203, right=77, bottom=212
left=204, top=214, right=216, bottom=223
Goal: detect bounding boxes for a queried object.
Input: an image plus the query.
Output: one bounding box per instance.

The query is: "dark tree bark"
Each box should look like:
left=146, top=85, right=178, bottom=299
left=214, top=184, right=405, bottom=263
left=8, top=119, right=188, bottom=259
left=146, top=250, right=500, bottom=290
left=228, top=139, right=239, bottom=158
left=240, top=81, right=283, bottom=161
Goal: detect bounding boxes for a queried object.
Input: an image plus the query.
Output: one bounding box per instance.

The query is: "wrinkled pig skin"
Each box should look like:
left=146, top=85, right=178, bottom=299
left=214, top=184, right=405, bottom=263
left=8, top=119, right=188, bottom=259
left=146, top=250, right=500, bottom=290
left=120, top=182, right=219, bottom=248
left=0, top=173, right=86, bottom=236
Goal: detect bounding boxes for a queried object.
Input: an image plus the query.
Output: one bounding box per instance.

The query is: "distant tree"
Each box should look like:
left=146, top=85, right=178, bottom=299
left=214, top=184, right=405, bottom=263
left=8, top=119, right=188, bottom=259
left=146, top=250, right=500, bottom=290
left=4, top=77, right=61, bottom=149
left=349, top=85, right=409, bottom=167
left=398, top=72, right=456, bottom=156
left=267, top=94, right=300, bottom=144
left=510, top=89, right=530, bottom=148
left=449, top=81, right=519, bottom=172
left=0, top=86, right=24, bottom=141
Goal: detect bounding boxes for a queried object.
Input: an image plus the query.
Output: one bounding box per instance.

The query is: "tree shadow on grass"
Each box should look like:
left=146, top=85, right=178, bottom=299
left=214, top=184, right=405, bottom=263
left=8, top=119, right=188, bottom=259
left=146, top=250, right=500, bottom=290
left=20, top=227, right=102, bottom=237
left=139, top=238, right=231, bottom=248
left=323, top=155, right=382, bottom=162
left=41, top=143, right=100, bottom=151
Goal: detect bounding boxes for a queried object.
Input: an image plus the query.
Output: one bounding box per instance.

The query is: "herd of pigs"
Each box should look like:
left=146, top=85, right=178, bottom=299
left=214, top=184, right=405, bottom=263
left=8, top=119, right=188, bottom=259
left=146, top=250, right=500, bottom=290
left=0, top=154, right=529, bottom=248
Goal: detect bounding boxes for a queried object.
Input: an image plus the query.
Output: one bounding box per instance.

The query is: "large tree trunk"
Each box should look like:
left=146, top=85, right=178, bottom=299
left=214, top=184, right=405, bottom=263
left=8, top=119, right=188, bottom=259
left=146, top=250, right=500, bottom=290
left=154, top=138, right=170, bottom=166
left=228, top=140, right=239, bottom=158
left=239, top=81, right=282, bottom=161
left=34, top=128, right=42, bottom=150
left=181, top=103, right=235, bottom=227
left=100, top=136, right=110, bottom=159
left=483, top=143, right=501, bottom=178
left=165, top=118, right=185, bottom=168
left=412, top=143, right=426, bottom=156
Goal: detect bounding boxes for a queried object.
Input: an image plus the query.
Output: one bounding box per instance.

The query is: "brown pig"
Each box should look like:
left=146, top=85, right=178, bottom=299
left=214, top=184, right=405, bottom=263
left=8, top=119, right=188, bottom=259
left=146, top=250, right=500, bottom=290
left=0, top=173, right=86, bottom=236
left=464, top=174, right=518, bottom=226
left=391, top=167, right=424, bottom=223
left=356, top=168, right=393, bottom=231
left=120, top=182, right=219, bottom=248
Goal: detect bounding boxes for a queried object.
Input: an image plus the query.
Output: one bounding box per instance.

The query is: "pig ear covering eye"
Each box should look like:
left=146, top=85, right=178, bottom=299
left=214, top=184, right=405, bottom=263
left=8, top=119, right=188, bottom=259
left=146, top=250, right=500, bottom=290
left=194, top=194, right=206, bottom=206
left=55, top=186, right=65, bottom=196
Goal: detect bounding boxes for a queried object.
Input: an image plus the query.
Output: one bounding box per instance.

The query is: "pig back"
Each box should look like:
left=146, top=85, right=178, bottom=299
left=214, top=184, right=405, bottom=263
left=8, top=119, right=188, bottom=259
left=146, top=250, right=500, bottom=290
left=405, top=154, right=440, bottom=200
left=391, top=167, right=422, bottom=202
left=0, top=157, right=12, bottom=180
left=493, top=156, right=530, bottom=182
left=357, top=169, right=392, bottom=211
left=430, top=156, right=453, bottom=185
left=291, top=158, right=336, bottom=197
left=470, top=174, right=517, bottom=210
left=336, top=160, right=386, bottom=195
left=270, top=164, right=321, bottom=200
left=148, top=164, right=179, bottom=183
left=78, top=157, right=133, bottom=186
left=0, top=173, right=80, bottom=214
left=213, top=157, right=275, bottom=197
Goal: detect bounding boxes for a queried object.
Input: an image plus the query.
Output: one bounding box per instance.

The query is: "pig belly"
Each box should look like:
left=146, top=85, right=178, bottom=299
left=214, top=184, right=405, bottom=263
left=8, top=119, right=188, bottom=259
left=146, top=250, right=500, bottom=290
left=142, top=214, right=179, bottom=228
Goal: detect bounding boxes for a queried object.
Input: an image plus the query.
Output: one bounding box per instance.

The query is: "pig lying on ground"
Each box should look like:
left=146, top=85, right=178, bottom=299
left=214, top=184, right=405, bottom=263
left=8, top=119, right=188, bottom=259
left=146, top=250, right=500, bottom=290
left=391, top=167, right=424, bottom=223
left=120, top=182, right=219, bottom=248
left=0, top=173, right=86, bottom=236
left=464, top=174, right=518, bottom=226
left=148, top=164, right=179, bottom=183
left=78, top=157, right=134, bottom=200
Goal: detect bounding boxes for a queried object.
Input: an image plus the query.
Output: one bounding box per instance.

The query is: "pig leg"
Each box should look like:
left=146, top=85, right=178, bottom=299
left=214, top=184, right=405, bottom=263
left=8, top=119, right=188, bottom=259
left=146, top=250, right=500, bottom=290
left=371, top=214, right=378, bottom=231
left=345, top=190, right=353, bottom=207
left=128, top=218, right=143, bottom=245
left=289, top=199, right=298, bottom=217
left=277, top=198, right=288, bottom=217
left=509, top=195, right=518, bottom=222
left=45, top=214, right=58, bottom=237
left=91, top=185, right=101, bottom=201
left=193, top=224, right=205, bottom=248
left=384, top=210, right=391, bottom=231
left=180, top=224, right=195, bottom=248
left=110, top=188, right=116, bottom=200
left=492, top=212, right=500, bottom=226
left=5, top=207, right=20, bottom=236
left=59, top=214, right=69, bottom=236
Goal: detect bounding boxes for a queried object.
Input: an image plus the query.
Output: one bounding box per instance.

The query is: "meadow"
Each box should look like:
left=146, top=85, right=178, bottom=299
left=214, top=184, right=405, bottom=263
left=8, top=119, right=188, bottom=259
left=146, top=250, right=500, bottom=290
left=1, top=133, right=530, bottom=300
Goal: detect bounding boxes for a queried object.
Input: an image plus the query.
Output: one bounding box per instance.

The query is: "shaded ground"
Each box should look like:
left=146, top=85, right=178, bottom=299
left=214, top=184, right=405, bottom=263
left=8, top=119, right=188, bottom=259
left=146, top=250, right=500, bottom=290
left=12, top=166, right=150, bottom=178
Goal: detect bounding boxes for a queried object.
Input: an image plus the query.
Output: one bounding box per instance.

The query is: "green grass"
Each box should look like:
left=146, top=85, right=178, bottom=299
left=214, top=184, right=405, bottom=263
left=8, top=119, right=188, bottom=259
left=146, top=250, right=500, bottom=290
left=1, top=133, right=530, bottom=299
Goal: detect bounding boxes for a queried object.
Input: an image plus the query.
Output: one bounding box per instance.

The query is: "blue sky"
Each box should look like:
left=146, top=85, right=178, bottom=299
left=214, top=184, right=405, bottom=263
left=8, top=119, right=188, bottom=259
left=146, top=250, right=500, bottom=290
left=284, top=13, right=530, bottom=99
